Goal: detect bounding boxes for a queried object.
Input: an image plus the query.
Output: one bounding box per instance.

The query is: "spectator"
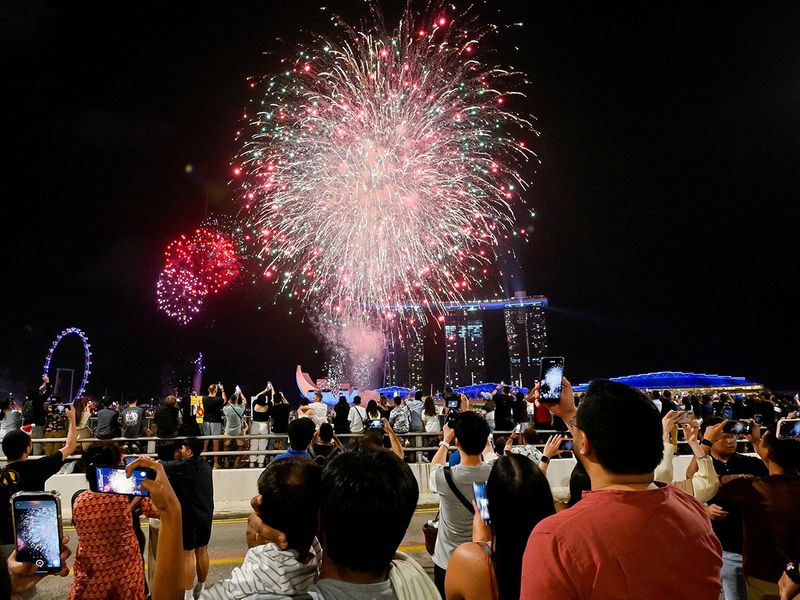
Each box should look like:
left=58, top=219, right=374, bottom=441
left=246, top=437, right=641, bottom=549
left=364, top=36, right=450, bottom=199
left=309, top=423, right=343, bottom=464
left=491, top=386, right=514, bottom=431
left=23, top=375, right=50, bottom=455
left=347, top=395, right=367, bottom=433
left=407, top=390, right=425, bottom=433
left=332, top=396, right=351, bottom=435
left=267, top=391, right=291, bottom=459
left=366, top=399, right=381, bottom=420
left=249, top=383, right=272, bottom=468
left=222, top=391, right=247, bottom=468
left=43, top=399, right=68, bottom=454
left=714, top=429, right=800, bottom=599
left=390, top=395, right=411, bottom=435
left=422, top=397, right=442, bottom=434
left=566, top=460, right=591, bottom=508
left=201, top=384, right=227, bottom=469
left=503, top=426, right=542, bottom=462
left=299, top=392, right=329, bottom=429
left=481, top=398, right=496, bottom=431
left=0, top=406, right=77, bottom=557
left=689, top=416, right=768, bottom=600
left=512, top=391, right=528, bottom=425
left=163, top=437, right=214, bottom=600
left=178, top=393, right=202, bottom=438
left=155, top=395, right=180, bottom=439
left=377, top=395, right=393, bottom=420
left=445, top=454, right=556, bottom=600
left=520, top=379, right=722, bottom=599
left=429, top=412, right=493, bottom=597
left=0, top=398, right=22, bottom=456
left=358, top=418, right=405, bottom=460
left=654, top=412, right=721, bottom=503
left=120, top=395, right=146, bottom=451
left=73, top=396, right=93, bottom=451
left=273, top=417, right=315, bottom=461
left=202, top=458, right=323, bottom=599
left=95, top=397, right=120, bottom=440
left=69, top=443, right=159, bottom=600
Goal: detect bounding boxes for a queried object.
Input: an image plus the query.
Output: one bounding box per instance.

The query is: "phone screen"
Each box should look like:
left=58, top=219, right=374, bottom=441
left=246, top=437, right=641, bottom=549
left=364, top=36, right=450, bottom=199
left=753, top=414, right=763, bottom=424
left=446, top=399, right=460, bottom=410
left=13, top=498, right=62, bottom=573
left=367, top=419, right=384, bottom=430
left=472, top=481, right=490, bottom=524
left=123, top=456, right=138, bottom=466
left=559, top=439, right=574, bottom=451
left=92, top=466, right=154, bottom=496
left=777, top=418, right=800, bottom=440
left=539, top=357, right=565, bottom=402
left=514, top=423, right=525, bottom=434
left=722, top=421, right=752, bottom=435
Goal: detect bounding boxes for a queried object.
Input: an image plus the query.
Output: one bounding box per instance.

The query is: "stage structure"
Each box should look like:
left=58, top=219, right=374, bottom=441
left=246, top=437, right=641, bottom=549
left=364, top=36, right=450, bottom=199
left=383, top=293, right=548, bottom=389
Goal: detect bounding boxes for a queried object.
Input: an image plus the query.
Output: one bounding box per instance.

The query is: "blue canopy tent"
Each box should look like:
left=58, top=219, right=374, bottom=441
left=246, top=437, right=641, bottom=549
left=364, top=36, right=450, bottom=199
left=572, top=371, right=761, bottom=392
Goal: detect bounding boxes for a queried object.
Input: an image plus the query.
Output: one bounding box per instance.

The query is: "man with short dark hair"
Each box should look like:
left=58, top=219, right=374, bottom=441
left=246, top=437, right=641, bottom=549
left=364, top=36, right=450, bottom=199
left=203, top=458, right=323, bottom=598
left=389, top=395, right=411, bottom=435
left=690, top=416, right=769, bottom=600
left=428, top=411, right=492, bottom=596
left=406, top=389, right=425, bottom=433
left=120, top=395, right=145, bottom=449
left=95, top=397, right=120, bottom=440
left=0, top=406, right=77, bottom=556
left=163, top=437, right=214, bottom=600
left=273, top=417, right=315, bottom=461
left=521, top=379, right=722, bottom=599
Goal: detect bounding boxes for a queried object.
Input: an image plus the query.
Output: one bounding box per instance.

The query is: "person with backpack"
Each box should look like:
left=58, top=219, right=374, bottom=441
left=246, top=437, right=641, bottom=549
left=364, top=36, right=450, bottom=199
left=347, top=395, right=367, bottom=434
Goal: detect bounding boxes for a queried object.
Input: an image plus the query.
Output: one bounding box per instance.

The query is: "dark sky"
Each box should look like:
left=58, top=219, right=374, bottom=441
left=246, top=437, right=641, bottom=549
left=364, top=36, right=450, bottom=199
left=1, top=1, right=798, bottom=399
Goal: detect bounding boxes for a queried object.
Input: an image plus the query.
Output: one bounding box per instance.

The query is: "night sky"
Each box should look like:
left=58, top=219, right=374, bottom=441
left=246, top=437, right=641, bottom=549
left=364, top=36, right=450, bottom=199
left=2, top=1, right=798, bottom=400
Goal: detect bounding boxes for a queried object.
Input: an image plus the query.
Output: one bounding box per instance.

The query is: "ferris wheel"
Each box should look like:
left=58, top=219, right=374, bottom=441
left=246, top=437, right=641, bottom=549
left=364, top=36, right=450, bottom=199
left=42, top=327, right=92, bottom=403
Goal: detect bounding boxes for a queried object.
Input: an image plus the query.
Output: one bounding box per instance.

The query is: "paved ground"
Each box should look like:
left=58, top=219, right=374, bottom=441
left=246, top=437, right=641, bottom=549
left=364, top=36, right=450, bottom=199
left=34, top=508, right=438, bottom=598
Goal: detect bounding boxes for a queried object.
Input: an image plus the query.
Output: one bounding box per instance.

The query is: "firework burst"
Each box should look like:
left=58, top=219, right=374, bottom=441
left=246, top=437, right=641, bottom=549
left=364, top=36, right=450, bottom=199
left=237, top=2, right=537, bottom=328
left=156, top=227, right=240, bottom=324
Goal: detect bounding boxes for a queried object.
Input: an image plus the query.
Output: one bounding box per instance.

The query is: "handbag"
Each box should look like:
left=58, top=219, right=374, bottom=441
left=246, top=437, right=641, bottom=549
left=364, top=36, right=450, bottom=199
left=422, top=466, right=475, bottom=555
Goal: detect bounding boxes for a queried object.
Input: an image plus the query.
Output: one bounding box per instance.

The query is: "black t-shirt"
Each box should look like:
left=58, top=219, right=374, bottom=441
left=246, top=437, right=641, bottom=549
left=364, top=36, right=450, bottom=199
left=709, top=452, right=769, bottom=553
left=493, top=394, right=514, bottom=429
left=269, top=403, right=290, bottom=433
left=202, top=395, right=223, bottom=423
left=163, top=457, right=214, bottom=537
left=155, top=405, right=179, bottom=437
left=0, top=452, right=65, bottom=544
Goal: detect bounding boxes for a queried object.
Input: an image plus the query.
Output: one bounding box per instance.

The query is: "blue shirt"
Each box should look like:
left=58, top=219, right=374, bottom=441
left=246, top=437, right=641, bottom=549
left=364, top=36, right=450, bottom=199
left=273, top=448, right=312, bottom=461
left=448, top=449, right=461, bottom=467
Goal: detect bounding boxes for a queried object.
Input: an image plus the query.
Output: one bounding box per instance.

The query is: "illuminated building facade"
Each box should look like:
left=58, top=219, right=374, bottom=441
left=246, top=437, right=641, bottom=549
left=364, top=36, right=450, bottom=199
left=504, top=294, right=548, bottom=387
left=444, top=310, right=486, bottom=387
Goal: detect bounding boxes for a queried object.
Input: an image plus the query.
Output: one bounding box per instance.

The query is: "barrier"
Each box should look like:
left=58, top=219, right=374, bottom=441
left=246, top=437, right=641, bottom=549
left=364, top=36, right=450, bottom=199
left=37, top=455, right=705, bottom=520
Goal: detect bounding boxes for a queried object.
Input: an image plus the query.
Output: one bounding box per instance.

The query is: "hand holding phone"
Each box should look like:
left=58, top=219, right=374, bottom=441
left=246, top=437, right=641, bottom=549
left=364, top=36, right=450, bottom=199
left=539, top=357, right=565, bottom=403
left=472, top=481, right=491, bottom=525
left=776, top=418, right=800, bottom=440
left=722, top=420, right=753, bottom=435
left=12, top=492, right=64, bottom=574
left=367, top=419, right=384, bottom=431
left=89, top=465, right=156, bottom=496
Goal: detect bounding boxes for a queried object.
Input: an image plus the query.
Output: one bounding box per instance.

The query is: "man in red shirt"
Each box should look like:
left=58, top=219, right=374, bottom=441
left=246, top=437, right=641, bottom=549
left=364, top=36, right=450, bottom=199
left=521, top=379, right=722, bottom=600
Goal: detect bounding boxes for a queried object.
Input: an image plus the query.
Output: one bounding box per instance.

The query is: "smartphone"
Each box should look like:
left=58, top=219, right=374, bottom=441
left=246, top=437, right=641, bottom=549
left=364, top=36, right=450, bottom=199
left=722, top=420, right=753, bottom=435
left=123, top=456, right=139, bottom=466
left=675, top=410, right=693, bottom=425
left=53, top=404, right=66, bottom=415
left=446, top=399, right=460, bottom=410
left=539, top=357, right=565, bottom=403
left=559, top=438, right=574, bottom=451
left=89, top=465, right=156, bottom=496
left=367, top=419, right=384, bottom=430
left=753, top=413, right=763, bottom=425
left=514, top=423, right=525, bottom=434
left=472, top=481, right=490, bottom=524
left=11, top=492, right=63, bottom=574
left=776, top=418, right=800, bottom=440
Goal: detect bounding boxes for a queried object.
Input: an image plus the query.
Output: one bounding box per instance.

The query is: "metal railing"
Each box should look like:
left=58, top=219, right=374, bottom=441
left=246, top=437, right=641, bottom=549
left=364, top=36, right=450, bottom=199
left=2, top=427, right=749, bottom=465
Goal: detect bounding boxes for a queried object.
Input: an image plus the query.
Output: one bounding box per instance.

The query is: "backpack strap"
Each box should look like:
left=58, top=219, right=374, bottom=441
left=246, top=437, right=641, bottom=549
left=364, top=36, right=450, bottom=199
left=443, top=466, right=475, bottom=514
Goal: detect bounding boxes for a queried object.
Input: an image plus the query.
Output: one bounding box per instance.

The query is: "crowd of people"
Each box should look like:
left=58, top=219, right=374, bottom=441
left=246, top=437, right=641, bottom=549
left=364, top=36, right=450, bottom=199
left=0, top=373, right=798, bottom=599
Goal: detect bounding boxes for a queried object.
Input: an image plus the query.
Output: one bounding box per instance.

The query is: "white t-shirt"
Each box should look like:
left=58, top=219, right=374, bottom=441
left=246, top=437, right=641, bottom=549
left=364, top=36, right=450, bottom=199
left=348, top=405, right=367, bottom=433
left=422, top=410, right=441, bottom=433
left=309, top=401, right=329, bottom=428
